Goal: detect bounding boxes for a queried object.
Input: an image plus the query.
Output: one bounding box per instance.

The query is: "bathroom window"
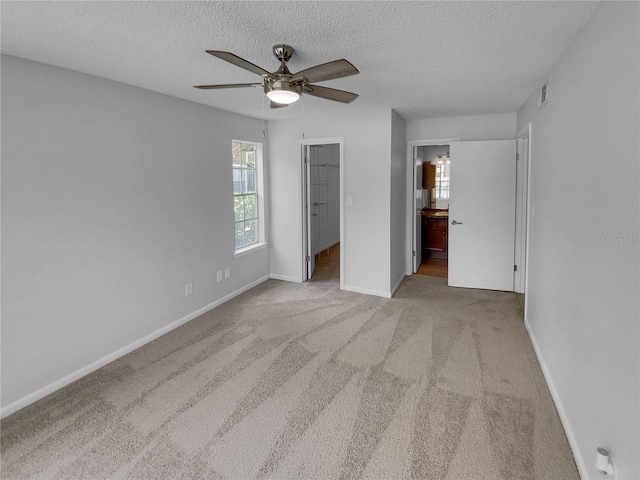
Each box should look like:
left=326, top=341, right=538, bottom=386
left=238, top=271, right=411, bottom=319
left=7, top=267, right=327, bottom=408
left=435, top=163, right=450, bottom=198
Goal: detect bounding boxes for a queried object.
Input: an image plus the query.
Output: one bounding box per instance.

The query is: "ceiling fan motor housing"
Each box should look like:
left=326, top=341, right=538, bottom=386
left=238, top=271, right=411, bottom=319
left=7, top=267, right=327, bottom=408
left=272, top=44, right=295, bottom=63
left=265, top=79, right=300, bottom=94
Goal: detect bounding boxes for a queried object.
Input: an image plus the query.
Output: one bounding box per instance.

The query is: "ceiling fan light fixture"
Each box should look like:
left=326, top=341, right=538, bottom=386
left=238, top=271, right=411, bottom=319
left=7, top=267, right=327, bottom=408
left=266, top=89, right=300, bottom=104
left=265, top=81, right=300, bottom=105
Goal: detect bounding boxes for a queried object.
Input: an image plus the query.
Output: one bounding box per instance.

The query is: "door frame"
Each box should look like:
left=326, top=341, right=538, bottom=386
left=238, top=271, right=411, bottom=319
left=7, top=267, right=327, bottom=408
left=299, top=136, right=344, bottom=289
left=516, top=124, right=533, bottom=309
left=405, top=138, right=460, bottom=275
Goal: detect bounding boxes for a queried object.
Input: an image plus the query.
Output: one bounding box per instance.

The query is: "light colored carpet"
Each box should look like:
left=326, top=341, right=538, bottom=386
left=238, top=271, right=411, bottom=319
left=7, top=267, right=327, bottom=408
left=1, top=250, right=577, bottom=479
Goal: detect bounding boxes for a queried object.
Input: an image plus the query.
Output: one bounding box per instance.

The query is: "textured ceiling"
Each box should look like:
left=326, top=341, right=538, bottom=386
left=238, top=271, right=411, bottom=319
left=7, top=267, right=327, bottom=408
left=1, top=1, right=598, bottom=121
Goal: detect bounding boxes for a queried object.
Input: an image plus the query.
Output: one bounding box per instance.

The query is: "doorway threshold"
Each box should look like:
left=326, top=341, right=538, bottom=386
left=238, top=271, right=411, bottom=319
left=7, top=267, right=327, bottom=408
left=417, top=259, right=448, bottom=278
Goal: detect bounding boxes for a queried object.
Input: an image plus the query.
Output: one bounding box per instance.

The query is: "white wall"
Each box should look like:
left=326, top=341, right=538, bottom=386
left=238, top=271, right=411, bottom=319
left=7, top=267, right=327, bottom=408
left=1, top=56, right=270, bottom=413
left=326, top=144, right=341, bottom=248
left=389, top=111, right=407, bottom=294
left=517, top=3, right=639, bottom=479
left=268, top=109, right=395, bottom=297
left=407, top=112, right=516, bottom=142
left=407, top=113, right=516, bottom=211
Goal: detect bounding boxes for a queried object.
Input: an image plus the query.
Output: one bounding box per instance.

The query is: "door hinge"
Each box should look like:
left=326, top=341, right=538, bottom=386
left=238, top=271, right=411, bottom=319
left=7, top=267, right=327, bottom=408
left=306, top=255, right=311, bottom=262
left=305, top=157, right=310, bottom=164
left=413, top=250, right=416, bottom=257
left=516, top=153, right=520, bottom=161
left=514, top=264, right=518, bottom=272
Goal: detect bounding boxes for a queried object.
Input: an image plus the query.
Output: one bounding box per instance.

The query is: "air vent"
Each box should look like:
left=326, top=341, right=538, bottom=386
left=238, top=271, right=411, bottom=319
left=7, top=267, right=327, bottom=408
left=538, top=80, right=548, bottom=109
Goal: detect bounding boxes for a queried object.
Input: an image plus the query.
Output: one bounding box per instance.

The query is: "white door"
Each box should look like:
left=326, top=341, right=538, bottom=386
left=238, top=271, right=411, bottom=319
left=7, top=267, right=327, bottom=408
left=448, top=140, right=516, bottom=291
left=413, top=148, right=423, bottom=272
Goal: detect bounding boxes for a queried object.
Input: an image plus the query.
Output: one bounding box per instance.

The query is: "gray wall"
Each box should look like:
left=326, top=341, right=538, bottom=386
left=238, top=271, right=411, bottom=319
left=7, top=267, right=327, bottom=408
left=268, top=109, right=398, bottom=297
left=517, top=3, right=639, bottom=478
left=326, top=144, right=341, bottom=250
left=407, top=113, right=516, bottom=142
left=1, top=55, right=270, bottom=412
left=389, top=111, right=407, bottom=293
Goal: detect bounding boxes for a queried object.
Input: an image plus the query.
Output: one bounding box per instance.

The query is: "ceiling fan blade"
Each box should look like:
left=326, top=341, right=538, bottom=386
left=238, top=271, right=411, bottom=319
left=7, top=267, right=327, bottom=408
left=270, top=101, right=289, bottom=109
left=194, top=83, right=262, bottom=89
left=303, top=84, right=359, bottom=104
left=205, top=50, right=271, bottom=77
left=294, top=59, right=359, bottom=84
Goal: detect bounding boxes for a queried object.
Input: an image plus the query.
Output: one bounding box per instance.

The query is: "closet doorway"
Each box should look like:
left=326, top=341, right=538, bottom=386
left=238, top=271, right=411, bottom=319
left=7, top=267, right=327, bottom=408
left=300, top=138, right=344, bottom=287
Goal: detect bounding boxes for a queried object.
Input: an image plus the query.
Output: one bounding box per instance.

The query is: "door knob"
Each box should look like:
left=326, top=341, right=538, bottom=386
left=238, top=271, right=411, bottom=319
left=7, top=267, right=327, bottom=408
left=451, top=220, right=463, bottom=225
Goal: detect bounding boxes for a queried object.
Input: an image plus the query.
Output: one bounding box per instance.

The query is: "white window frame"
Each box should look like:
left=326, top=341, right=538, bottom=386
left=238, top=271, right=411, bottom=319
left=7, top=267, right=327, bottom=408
left=233, top=140, right=266, bottom=258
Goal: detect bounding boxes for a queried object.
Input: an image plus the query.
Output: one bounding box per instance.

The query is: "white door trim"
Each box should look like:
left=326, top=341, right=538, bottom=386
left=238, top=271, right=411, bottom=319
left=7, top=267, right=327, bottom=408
left=405, top=138, right=460, bottom=275
left=516, top=123, right=533, bottom=318
left=298, top=136, right=344, bottom=290
left=514, top=125, right=531, bottom=294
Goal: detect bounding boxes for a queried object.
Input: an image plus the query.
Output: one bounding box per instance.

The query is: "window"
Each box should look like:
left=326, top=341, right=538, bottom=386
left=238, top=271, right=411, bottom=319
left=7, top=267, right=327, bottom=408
left=435, top=163, right=450, bottom=198
left=233, top=141, right=261, bottom=250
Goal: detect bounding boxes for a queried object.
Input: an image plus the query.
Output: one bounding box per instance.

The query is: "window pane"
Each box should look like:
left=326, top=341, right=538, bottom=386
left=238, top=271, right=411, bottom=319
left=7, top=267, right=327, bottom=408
left=243, top=219, right=256, bottom=245
left=233, top=167, right=243, bottom=194
left=244, top=194, right=256, bottom=219
left=234, top=196, right=245, bottom=222
left=244, top=149, right=256, bottom=168
left=244, top=170, right=256, bottom=193
left=235, top=222, right=245, bottom=248
left=232, top=142, right=242, bottom=166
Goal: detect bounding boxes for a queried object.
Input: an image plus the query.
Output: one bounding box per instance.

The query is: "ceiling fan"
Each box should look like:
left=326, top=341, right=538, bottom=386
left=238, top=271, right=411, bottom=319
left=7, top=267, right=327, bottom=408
left=194, top=44, right=359, bottom=108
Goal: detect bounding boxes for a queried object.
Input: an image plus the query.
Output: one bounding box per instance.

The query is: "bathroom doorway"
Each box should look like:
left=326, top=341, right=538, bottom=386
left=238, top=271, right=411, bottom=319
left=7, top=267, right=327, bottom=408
left=406, top=138, right=459, bottom=278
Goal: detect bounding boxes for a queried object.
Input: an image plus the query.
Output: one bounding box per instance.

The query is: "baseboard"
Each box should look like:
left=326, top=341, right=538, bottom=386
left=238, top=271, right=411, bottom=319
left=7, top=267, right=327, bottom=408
left=343, top=284, right=392, bottom=298
left=0, top=274, right=271, bottom=419
left=524, top=318, right=587, bottom=479
left=269, top=273, right=301, bottom=282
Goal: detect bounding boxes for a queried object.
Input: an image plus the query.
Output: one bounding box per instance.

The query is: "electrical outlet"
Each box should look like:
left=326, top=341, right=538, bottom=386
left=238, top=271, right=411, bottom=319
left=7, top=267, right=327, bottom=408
left=225, top=268, right=230, bottom=279
left=185, top=283, right=193, bottom=296
left=217, top=271, right=223, bottom=282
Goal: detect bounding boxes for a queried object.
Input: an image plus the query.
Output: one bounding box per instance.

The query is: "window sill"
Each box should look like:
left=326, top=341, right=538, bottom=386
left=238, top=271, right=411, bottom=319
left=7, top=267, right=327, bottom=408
left=234, top=242, right=268, bottom=259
